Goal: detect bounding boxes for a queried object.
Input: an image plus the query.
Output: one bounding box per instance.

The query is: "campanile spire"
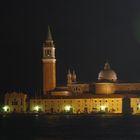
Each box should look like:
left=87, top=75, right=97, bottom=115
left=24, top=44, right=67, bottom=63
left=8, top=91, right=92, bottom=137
left=47, top=26, right=52, bottom=40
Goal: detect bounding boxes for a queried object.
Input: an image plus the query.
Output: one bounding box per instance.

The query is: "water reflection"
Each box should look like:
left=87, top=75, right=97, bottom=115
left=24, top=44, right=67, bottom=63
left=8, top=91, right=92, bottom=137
left=0, top=114, right=140, bottom=140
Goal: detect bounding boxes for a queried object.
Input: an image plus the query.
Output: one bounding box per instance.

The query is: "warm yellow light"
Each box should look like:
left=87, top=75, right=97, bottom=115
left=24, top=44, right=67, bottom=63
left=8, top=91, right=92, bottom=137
left=64, top=105, right=71, bottom=111
left=3, top=106, right=9, bottom=112
left=100, top=105, right=106, bottom=111
left=34, top=105, right=40, bottom=112
left=138, top=104, right=140, bottom=109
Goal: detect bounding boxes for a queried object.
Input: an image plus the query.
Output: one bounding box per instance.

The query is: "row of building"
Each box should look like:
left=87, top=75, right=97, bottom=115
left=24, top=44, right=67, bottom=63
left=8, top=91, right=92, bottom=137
left=4, top=87, right=140, bottom=114
left=3, top=27, right=140, bottom=114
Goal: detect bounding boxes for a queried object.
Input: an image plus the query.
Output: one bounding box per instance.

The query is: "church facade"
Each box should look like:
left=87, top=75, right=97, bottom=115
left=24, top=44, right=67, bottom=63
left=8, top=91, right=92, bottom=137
left=4, top=27, right=140, bottom=114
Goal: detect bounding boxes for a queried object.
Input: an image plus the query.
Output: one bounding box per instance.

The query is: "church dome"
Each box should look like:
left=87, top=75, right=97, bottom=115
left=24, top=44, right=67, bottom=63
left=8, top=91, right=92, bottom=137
left=98, top=62, right=117, bottom=82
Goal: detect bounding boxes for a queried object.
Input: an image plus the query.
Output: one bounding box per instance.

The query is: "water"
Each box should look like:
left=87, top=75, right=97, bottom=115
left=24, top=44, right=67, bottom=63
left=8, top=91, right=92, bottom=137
left=0, top=114, right=140, bottom=140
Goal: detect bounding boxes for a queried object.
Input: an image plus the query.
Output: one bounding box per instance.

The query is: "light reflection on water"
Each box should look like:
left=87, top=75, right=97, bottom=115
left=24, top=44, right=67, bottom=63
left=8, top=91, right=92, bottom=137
left=0, top=114, right=140, bottom=140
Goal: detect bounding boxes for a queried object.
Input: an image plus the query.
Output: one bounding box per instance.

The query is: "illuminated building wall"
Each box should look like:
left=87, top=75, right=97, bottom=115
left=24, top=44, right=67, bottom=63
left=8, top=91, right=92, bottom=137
left=115, top=83, right=140, bottom=92
left=95, top=83, right=115, bottom=94
left=30, top=96, right=122, bottom=113
left=130, top=98, right=140, bottom=114
left=67, top=83, right=90, bottom=94
left=4, top=92, right=27, bottom=112
left=95, top=83, right=140, bottom=94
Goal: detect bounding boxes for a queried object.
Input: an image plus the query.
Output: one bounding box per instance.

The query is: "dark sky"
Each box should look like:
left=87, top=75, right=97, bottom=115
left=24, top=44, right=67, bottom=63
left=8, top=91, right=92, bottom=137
left=0, top=0, right=140, bottom=93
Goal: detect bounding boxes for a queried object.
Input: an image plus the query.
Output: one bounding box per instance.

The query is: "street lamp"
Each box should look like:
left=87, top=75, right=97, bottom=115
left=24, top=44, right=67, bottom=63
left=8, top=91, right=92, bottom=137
left=33, top=105, right=40, bottom=112
left=3, top=105, right=9, bottom=112
left=64, top=105, right=71, bottom=112
left=100, top=105, right=106, bottom=112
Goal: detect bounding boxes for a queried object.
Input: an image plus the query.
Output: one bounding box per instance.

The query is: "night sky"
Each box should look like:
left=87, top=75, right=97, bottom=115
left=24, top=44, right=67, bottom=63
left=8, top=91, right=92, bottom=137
left=0, top=0, right=140, bottom=93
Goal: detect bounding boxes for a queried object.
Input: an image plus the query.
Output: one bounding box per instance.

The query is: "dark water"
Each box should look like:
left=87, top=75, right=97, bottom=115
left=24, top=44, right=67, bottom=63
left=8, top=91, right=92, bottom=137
left=0, top=114, right=140, bottom=140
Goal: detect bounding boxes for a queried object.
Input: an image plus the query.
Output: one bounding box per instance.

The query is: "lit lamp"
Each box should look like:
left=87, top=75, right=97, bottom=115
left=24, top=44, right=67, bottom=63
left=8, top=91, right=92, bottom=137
left=64, top=105, right=71, bottom=112
left=3, top=105, right=9, bottom=112
left=100, top=105, right=106, bottom=112
left=33, top=105, right=40, bottom=112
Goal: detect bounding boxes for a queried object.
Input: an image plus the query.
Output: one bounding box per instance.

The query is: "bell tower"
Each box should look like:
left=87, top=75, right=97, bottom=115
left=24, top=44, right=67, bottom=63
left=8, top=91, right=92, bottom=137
left=42, top=26, right=56, bottom=95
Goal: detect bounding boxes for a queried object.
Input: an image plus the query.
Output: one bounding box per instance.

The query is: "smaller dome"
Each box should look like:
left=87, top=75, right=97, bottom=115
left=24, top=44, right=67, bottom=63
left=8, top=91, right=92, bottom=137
left=98, top=62, right=117, bottom=82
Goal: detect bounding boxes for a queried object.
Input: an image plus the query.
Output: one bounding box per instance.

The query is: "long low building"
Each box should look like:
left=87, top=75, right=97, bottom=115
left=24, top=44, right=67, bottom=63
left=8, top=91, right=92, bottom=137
left=3, top=92, right=140, bottom=114
left=30, top=94, right=123, bottom=114
left=29, top=94, right=140, bottom=114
